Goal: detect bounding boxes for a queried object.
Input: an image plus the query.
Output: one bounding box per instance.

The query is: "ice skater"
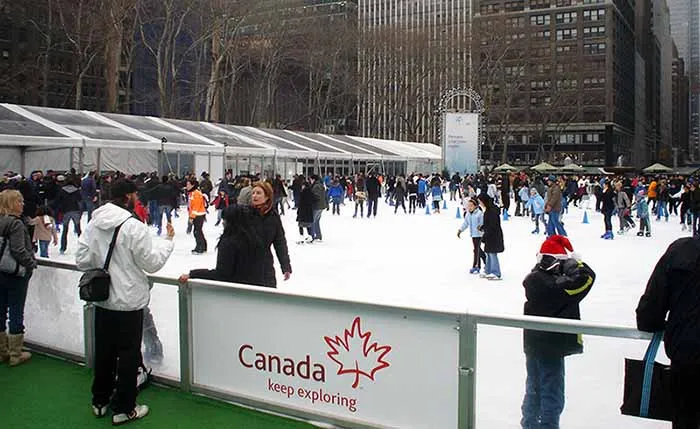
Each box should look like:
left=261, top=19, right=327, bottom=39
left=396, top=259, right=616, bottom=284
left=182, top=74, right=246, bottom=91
left=457, top=198, right=486, bottom=274
left=521, top=235, right=595, bottom=429
left=635, top=190, right=651, bottom=237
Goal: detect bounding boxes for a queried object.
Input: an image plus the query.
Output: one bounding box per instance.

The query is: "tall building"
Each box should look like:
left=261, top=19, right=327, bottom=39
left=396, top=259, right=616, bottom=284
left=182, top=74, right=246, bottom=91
left=473, top=0, right=636, bottom=165
left=672, top=43, right=690, bottom=165
left=667, top=0, right=700, bottom=161
left=357, top=0, right=473, bottom=143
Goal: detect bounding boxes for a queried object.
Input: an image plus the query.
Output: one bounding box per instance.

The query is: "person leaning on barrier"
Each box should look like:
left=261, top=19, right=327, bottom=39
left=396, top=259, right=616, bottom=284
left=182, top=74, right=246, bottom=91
left=178, top=205, right=267, bottom=287
left=521, top=235, right=595, bottom=429
left=0, top=189, right=37, bottom=367
left=76, top=179, right=174, bottom=425
left=636, top=236, right=700, bottom=429
left=250, top=181, right=292, bottom=287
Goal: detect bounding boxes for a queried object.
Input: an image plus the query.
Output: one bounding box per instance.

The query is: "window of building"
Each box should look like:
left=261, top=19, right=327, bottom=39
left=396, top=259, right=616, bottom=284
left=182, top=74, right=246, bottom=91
left=557, top=79, right=578, bottom=89
left=532, top=30, right=551, bottom=40
left=532, top=46, right=552, bottom=57
left=507, top=17, right=526, bottom=27
left=583, top=42, right=606, bottom=54
left=480, top=4, right=501, bottom=14
left=531, top=96, right=539, bottom=105
left=531, top=80, right=551, bottom=90
left=555, top=0, right=573, bottom=5
left=584, top=133, right=602, bottom=142
left=530, top=0, right=550, bottom=9
left=536, top=63, right=552, bottom=73
left=555, top=12, right=577, bottom=24
left=583, top=9, right=606, bottom=21
left=530, top=14, right=550, bottom=26
left=583, top=26, right=606, bottom=38
left=1, top=50, right=8, bottom=59
left=583, top=77, right=606, bottom=88
left=556, top=28, right=577, bottom=40
left=505, top=0, right=525, bottom=11
left=505, top=65, right=526, bottom=76
left=583, top=0, right=605, bottom=4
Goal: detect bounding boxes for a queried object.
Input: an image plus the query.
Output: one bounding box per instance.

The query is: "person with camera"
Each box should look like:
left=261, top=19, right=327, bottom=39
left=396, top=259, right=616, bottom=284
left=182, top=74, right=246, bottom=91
left=76, top=179, right=174, bottom=425
left=0, top=189, right=37, bottom=367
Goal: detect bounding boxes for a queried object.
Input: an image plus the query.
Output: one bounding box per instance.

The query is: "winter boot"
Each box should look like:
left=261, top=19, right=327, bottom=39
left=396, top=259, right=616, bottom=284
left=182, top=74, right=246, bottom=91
left=637, top=231, right=644, bottom=237
left=0, top=332, right=8, bottom=363
left=8, top=333, right=31, bottom=366
left=646, top=232, right=651, bottom=237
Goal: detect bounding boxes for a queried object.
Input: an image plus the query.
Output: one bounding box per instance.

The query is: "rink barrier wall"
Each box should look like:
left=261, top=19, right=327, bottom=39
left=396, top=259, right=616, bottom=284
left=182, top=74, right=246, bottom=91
left=29, top=259, right=654, bottom=429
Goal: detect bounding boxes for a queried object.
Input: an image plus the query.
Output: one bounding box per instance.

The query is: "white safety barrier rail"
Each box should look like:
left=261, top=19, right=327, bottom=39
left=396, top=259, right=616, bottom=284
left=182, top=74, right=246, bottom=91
left=27, top=260, right=653, bottom=429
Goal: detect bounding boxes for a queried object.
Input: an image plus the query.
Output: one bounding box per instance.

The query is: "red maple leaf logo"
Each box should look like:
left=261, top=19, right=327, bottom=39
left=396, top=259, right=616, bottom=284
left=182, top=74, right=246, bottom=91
left=323, top=317, right=392, bottom=388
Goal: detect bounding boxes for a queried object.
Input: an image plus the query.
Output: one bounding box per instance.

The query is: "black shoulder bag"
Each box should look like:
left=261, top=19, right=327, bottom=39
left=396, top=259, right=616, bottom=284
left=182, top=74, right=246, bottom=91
left=78, top=219, right=129, bottom=302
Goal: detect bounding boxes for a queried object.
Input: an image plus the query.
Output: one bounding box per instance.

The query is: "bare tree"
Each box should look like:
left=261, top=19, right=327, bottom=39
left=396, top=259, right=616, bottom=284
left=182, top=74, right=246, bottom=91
left=55, top=0, right=107, bottom=109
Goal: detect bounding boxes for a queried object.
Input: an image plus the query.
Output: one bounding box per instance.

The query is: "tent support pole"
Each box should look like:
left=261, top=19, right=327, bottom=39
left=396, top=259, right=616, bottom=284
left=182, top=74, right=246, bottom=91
left=69, top=148, right=75, bottom=172
left=235, top=154, right=240, bottom=175
left=177, top=152, right=181, bottom=177
left=97, top=148, right=102, bottom=177
left=78, top=148, right=84, bottom=175
left=208, top=152, right=212, bottom=176
left=20, top=147, right=26, bottom=177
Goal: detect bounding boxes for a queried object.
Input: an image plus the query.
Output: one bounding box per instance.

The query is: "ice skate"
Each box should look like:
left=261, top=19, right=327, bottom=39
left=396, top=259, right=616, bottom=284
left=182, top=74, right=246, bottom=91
left=645, top=232, right=651, bottom=237
left=637, top=231, right=644, bottom=237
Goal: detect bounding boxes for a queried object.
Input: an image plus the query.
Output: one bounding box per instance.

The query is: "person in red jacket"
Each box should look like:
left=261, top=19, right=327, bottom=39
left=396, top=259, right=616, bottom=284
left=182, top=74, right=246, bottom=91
left=211, top=190, right=230, bottom=226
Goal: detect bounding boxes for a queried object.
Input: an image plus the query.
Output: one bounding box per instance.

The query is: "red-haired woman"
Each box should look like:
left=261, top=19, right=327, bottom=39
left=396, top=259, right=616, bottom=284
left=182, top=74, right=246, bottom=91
left=250, top=182, right=292, bottom=287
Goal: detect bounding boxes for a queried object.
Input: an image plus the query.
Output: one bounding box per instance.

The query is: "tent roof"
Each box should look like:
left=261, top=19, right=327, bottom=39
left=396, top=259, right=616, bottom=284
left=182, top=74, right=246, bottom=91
left=493, top=163, right=516, bottom=172
left=0, top=104, right=441, bottom=160
left=642, top=162, right=672, bottom=173
left=530, top=162, right=557, bottom=172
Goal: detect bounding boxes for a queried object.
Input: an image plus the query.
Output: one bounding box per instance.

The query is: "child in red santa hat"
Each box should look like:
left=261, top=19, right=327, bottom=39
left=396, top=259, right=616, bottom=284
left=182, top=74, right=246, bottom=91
left=521, top=235, right=596, bottom=429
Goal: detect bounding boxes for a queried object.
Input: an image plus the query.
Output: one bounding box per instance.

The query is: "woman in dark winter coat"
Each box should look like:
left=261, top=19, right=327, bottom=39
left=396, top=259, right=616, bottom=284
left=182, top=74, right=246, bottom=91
left=250, top=181, right=292, bottom=287
left=600, top=180, right=616, bottom=239
left=296, top=180, right=315, bottom=242
left=477, top=193, right=504, bottom=280
left=180, top=206, right=266, bottom=287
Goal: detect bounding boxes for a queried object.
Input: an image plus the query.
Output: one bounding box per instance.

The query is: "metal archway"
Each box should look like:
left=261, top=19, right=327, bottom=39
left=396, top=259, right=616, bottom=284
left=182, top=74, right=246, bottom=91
left=436, top=87, right=486, bottom=174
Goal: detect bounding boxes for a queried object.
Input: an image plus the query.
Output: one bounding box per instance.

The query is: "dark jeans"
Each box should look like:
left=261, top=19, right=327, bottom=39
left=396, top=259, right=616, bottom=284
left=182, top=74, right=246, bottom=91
left=521, top=354, right=565, bottom=429
left=147, top=200, right=159, bottom=225
left=471, top=237, right=486, bottom=269
left=312, top=209, right=323, bottom=240
left=0, top=272, right=30, bottom=334
left=157, top=205, right=173, bottom=228
left=192, top=215, right=207, bottom=252
left=409, top=196, right=417, bottom=213
left=603, top=209, right=614, bottom=232
left=670, top=361, right=700, bottom=429
left=417, top=193, right=426, bottom=208
left=639, top=217, right=651, bottom=234
left=92, top=307, right=143, bottom=414
left=546, top=211, right=567, bottom=236
left=82, top=198, right=95, bottom=222
left=60, top=211, right=82, bottom=252
left=394, top=198, right=406, bottom=213
left=367, top=197, right=378, bottom=217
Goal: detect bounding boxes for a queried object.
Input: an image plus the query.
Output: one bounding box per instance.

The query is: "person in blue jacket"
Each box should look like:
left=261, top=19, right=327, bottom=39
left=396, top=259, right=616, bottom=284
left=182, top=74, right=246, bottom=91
left=328, top=180, right=344, bottom=215
left=417, top=175, right=427, bottom=208
left=518, top=185, right=531, bottom=217
left=430, top=180, right=443, bottom=213
left=525, top=188, right=546, bottom=234
left=457, top=198, right=486, bottom=274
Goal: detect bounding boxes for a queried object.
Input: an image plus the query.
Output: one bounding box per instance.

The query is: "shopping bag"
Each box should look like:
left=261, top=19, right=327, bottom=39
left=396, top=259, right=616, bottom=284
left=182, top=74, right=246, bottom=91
left=620, top=332, right=672, bottom=421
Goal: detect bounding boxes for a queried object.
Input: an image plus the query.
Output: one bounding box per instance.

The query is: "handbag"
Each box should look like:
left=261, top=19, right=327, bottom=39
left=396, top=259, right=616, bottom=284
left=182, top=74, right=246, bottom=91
left=620, top=332, right=673, bottom=421
left=78, top=219, right=129, bottom=302
left=0, top=219, right=27, bottom=277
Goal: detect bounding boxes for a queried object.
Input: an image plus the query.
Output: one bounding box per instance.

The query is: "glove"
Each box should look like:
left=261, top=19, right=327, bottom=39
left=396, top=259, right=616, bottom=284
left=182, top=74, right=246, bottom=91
left=457, top=230, right=461, bottom=238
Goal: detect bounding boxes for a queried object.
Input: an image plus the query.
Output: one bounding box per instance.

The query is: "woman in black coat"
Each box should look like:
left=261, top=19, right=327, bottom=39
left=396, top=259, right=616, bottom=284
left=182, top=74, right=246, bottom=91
left=180, top=206, right=267, bottom=287
left=600, top=180, right=616, bottom=239
left=296, top=180, right=314, bottom=242
left=477, top=193, right=504, bottom=280
left=250, top=181, right=292, bottom=287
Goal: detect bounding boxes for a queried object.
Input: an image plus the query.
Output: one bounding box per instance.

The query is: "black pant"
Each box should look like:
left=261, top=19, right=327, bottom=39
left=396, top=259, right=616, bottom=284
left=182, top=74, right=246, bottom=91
left=671, top=361, right=700, bottom=429
left=603, top=209, right=613, bottom=231
left=93, top=307, right=144, bottom=414
left=367, top=197, right=378, bottom=217
left=471, top=237, right=486, bottom=268
left=394, top=198, right=406, bottom=213
left=409, top=196, right=416, bottom=213
left=192, top=215, right=207, bottom=252
left=417, top=193, right=426, bottom=208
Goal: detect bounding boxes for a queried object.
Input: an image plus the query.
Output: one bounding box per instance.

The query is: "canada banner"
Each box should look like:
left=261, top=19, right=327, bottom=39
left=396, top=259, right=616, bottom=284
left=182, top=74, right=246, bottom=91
left=191, top=288, right=460, bottom=428
left=236, top=317, right=392, bottom=413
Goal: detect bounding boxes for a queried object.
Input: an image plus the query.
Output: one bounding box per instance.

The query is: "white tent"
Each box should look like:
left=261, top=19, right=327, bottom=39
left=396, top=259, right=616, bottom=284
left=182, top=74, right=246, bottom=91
left=0, top=103, right=441, bottom=180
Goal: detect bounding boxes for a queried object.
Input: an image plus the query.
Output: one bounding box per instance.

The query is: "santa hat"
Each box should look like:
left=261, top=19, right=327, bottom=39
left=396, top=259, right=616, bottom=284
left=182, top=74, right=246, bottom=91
left=538, top=235, right=577, bottom=260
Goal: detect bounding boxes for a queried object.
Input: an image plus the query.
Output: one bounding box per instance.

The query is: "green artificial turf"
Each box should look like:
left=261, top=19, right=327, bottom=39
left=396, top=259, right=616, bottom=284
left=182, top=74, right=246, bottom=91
left=0, top=353, right=314, bottom=429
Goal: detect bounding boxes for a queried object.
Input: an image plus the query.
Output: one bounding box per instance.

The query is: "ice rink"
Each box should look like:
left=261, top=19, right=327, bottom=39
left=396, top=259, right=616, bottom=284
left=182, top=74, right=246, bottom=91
left=46, top=196, right=680, bottom=428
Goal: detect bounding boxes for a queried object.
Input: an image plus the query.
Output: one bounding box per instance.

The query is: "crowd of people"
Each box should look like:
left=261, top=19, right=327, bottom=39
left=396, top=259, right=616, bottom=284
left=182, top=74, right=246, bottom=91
left=2, top=165, right=700, bottom=427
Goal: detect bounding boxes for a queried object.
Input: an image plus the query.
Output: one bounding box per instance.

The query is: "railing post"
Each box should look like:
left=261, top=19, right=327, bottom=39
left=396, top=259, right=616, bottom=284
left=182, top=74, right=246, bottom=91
left=458, top=314, right=478, bottom=429
left=83, top=303, right=95, bottom=368
left=178, top=280, right=193, bottom=392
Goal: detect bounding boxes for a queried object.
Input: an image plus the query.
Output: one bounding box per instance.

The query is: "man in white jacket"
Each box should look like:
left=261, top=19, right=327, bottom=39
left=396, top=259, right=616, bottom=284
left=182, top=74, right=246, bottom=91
left=76, top=179, right=174, bottom=425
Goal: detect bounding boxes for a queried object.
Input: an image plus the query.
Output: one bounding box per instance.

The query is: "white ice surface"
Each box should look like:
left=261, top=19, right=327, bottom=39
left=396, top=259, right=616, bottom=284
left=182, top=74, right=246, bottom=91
left=45, top=198, right=679, bottom=428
